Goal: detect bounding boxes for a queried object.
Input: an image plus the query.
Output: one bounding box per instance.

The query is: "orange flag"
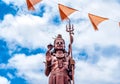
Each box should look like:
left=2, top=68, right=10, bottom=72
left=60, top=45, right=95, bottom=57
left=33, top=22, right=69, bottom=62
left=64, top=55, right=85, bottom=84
left=26, top=0, right=42, bottom=10
left=58, top=4, right=77, bottom=20
left=88, top=13, right=108, bottom=31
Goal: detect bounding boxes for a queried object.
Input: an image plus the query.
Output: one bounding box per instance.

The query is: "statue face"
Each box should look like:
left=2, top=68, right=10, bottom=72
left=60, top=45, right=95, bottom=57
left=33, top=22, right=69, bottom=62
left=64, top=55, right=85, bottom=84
left=54, top=39, right=65, bottom=50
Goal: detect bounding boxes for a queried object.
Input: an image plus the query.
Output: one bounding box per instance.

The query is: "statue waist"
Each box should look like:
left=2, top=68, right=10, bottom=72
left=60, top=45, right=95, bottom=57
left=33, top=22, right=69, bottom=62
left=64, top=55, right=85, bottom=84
left=50, top=70, right=68, bottom=75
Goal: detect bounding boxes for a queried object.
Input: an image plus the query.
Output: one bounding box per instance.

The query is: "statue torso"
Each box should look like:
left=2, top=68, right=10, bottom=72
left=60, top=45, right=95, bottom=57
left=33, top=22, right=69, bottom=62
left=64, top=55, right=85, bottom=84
left=51, top=51, right=70, bottom=73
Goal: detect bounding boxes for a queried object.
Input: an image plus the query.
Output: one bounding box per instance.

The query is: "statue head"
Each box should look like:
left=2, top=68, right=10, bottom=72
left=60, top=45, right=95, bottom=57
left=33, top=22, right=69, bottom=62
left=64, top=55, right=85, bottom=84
left=54, top=34, right=65, bottom=50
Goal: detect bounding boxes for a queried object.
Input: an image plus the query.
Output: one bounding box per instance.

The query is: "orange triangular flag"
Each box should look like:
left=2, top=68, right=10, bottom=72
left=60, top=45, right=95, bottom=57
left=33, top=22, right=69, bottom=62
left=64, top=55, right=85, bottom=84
left=26, top=0, right=42, bottom=10
left=26, top=0, right=35, bottom=10
left=30, top=0, right=41, bottom=5
left=58, top=4, right=77, bottom=20
left=88, top=13, right=108, bottom=31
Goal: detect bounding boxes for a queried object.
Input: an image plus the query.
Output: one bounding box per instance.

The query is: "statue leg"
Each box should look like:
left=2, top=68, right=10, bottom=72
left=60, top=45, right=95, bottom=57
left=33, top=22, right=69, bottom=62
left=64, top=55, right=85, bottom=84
left=56, top=74, right=64, bottom=84
left=49, top=74, right=56, bottom=84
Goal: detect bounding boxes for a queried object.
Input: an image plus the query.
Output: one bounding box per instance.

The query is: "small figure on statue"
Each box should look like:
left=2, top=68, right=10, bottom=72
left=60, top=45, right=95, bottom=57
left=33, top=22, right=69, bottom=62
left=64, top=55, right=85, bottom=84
left=45, top=34, right=75, bottom=84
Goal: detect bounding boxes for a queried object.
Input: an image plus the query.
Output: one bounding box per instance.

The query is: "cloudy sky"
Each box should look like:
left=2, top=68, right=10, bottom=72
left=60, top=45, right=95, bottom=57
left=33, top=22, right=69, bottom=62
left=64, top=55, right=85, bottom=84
left=0, top=0, right=120, bottom=84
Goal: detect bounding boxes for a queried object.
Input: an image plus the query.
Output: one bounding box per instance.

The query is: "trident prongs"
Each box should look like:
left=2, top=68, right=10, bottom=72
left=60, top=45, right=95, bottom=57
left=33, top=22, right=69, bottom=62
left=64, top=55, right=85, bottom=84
left=66, top=19, right=74, bottom=35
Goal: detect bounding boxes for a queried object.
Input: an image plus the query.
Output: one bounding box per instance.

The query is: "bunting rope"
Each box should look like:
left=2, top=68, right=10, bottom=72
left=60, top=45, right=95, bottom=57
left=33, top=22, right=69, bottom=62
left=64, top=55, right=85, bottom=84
left=25, top=0, right=120, bottom=30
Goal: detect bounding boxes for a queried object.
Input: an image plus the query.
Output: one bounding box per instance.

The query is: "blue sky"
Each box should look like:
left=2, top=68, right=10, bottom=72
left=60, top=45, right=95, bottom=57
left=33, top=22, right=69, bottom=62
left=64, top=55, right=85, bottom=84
left=0, top=0, right=120, bottom=84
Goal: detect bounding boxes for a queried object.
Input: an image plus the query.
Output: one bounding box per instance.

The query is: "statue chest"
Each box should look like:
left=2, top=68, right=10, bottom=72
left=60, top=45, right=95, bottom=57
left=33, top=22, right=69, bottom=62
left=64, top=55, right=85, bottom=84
left=51, top=53, right=69, bottom=70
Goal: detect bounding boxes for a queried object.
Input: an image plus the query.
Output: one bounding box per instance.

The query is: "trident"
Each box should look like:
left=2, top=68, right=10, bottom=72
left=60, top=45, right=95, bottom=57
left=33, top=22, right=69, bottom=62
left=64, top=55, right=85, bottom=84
left=66, top=19, right=75, bottom=84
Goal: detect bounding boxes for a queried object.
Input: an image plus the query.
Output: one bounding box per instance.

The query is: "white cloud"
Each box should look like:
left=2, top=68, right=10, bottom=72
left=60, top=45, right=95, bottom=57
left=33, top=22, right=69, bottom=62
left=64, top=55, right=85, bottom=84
left=0, top=14, right=53, bottom=49
left=75, top=56, right=120, bottom=84
left=4, top=52, right=120, bottom=84
left=0, top=0, right=120, bottom=49
left=0, top=76, right=10, bottom=84
left=2, top=0, right=25, bottom=6
left=7, top=54, right=48, bottom=84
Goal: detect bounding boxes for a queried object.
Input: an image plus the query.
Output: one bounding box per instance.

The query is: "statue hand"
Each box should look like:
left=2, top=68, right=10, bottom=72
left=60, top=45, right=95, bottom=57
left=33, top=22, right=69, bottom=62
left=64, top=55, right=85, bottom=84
left=46, top=44, right=52, bottom=61
left=47, top=44, right=53, bottom=51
